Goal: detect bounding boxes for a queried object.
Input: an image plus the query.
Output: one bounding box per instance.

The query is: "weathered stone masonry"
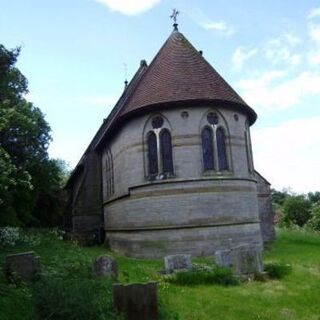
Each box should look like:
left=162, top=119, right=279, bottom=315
left=65, top=27, right=274, bottom=257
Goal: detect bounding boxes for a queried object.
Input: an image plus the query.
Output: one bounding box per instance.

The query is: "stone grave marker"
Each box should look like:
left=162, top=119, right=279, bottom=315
left=163, top=254, right=192, bottom=274
left=113, top=281, right=158, bottom=320
left=93, top=255, right=118, bottom=278
left=214, top=249, right=233, bottom=268
left=3, top=251, right=41, bottom=282
left=215, top=244, right=263, bottom=275
left=232, top=245, right=263, bottom=275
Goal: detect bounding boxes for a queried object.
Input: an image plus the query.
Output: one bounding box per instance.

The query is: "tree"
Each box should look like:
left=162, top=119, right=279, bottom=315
left=0, top=44, right=68, bottom=227
left=307, top=192, right=320, bottom=205
left=280, top=195, right=312, bottom=227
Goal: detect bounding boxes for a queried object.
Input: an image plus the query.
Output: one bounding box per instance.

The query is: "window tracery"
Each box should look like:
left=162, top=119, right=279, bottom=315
left=146, top=116, right=174, bottom=179
left=201, top=112, right=229, bottom=172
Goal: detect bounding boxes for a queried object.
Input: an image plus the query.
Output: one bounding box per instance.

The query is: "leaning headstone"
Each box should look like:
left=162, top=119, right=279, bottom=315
left=93, top=255, right=118, bottom=278
left=113, top=282, right=158, bottom=320
left=215, top=249, right=233, bottom=268
left=164, top=254, right=192, bottom=274
left=232, top=245, right=263, bottom=275
left=3, top=251, right=41, bottom=282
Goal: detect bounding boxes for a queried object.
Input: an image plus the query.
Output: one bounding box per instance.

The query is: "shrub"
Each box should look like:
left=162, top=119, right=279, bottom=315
left=33, top=275, right=118, bottom=320
left=0, top=227, right=20, bottom=247
left=306, top=204, right=320, bottom=232
left=280, top=196, right=312, bottom=227
left=264, top=263, right=292, bottom=279
left=166, top=265, right=239, bottom=286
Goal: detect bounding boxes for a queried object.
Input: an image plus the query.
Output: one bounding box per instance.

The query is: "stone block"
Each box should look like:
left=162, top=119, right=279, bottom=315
left=113, top=281, right=158, bottom=320
left=215, top=249, right=233, bottom=268
left=93, top=255, right=117, bottom=278
left=3, top=251, right=41, bottom=282
left=233, top=245, right=263, bottom=275
left=215, top=245, right=263, bottom=275
left=164, top=254, right=192, bottom=274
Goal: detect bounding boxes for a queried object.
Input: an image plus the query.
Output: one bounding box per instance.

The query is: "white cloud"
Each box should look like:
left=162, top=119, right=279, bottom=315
left=308, top=22, right=320, bottom=44
left=94, top=0, right=161, bottom=15
left=308, top=7, right=320, bottom=20
left=252, top=117, right=320, bottom=193
left=263, top=34, right=302, bottom=67
left=232, top=46, right=258, bottom=70
left=238, top=71, right=320, bottom=111
left=201, top=20, right=235, bottom=36
left=85, top=95, right=118, bottom=106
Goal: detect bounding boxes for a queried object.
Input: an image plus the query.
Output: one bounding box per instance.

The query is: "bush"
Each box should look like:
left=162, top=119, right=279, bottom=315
left=264, top=263, right=292, bottom=279
left=33, top=276, right=118, bottom=320
left=306, top=204, right=320, bottom=232
left=280, top=196, right=312, bottom=227
left=166, top=265, right=239, bottom=286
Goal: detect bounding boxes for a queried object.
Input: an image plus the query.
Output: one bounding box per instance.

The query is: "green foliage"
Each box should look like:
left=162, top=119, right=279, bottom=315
left=166, top=264, right=239, bottom=286
left=1, top=229, right=320, bottom=320
left=0, top=44, right=69, bottom=227
left=307, top=191, right=320, bottom=205
left=306, top=204, right=320, bottom=231
left=264, top=262, right=292, bottom=279
left=33, top=276, right=117, bottom=320
left=271, top=188, right=290, bottom=207
left=280, top=195, right=312, bottom=227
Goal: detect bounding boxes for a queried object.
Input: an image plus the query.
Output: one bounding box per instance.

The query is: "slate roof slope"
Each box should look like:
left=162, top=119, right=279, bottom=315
left=118, top=29, right=257, bottom=123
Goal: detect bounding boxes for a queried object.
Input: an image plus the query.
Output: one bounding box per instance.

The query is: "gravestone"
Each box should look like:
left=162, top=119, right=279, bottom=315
left=232, top=245, right=263, bottom=275
left=215, top=245, right=263, bottom=275
left=113, top=281, right=158, bottom=320
left=214, top=249, right=233, bottom=268
left=164, top=254, right=192, bottom=274
left=3, top=251, right=41, bottom=282
left=93, top=255, right=117, bottom=278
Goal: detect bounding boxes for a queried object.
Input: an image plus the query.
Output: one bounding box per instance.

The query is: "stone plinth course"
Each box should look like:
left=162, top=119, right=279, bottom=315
left=164, top=254, right=192, bottom=274
left=3, top=251, right=41, bottom=282
left=113, top=281, right=158, bottom=320
left=93, top=255, right=118, bottom=278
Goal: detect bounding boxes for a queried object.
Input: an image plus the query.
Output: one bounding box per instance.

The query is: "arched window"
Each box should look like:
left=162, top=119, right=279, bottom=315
left=216, top=127, right=228, bottom=171
left=160, top=129, right=173, bottom=174
left=147, top=131, right=158, bottom=176
left=106, top=150, right=114, bottom=198
left=202, top=127, right=214, bottom=171
left=245, top=125, right=254, bottom=173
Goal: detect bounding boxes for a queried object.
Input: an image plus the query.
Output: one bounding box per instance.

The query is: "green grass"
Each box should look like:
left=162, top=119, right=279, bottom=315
left=1, top=228, right=320, bottom=319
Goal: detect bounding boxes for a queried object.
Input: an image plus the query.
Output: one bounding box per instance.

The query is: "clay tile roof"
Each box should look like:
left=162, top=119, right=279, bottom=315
left=118, top=30, right=257, bottom=123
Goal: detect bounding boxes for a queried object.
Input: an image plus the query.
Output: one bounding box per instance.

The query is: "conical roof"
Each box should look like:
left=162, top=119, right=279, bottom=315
left=118, top=29, right=257, bottom=123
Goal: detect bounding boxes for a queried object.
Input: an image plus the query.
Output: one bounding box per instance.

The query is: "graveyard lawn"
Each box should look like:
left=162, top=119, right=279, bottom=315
left=0, top=229, right=320, bottom=320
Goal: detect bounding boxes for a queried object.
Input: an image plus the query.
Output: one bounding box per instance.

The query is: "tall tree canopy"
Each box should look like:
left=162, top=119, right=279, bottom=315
left=0, top=44, right=67, bottom=227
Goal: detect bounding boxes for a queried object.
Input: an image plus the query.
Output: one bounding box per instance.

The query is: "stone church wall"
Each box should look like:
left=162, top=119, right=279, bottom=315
left=255, top=171, right=275, bottom=242
left=101, top=105, right=264, bottom=257
left=71, top=150, right=102, bottom=234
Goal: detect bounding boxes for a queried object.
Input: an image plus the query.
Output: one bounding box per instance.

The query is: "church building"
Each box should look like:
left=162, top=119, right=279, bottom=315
left=65, top=22, right=274, bottom=258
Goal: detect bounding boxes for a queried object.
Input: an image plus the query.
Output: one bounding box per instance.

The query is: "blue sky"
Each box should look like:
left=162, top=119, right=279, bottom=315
left=1, top=0, right=320, bottom=192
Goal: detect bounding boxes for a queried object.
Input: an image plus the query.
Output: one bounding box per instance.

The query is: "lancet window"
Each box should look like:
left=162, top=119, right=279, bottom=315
left=201, top=112, right=229, bottom=172
left=147, top=116, right=174, bottom=179
left=105, top=149, right=114, bottom=198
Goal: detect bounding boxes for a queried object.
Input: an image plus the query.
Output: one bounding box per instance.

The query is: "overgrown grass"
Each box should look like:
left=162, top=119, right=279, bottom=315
left=166, top=265, right=239, bottom=286
left=1, top=228, right=320, bottom=319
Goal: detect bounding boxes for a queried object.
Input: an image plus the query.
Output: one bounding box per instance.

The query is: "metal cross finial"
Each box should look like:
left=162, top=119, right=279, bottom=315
left=170, top=9, right=179, bottom=30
